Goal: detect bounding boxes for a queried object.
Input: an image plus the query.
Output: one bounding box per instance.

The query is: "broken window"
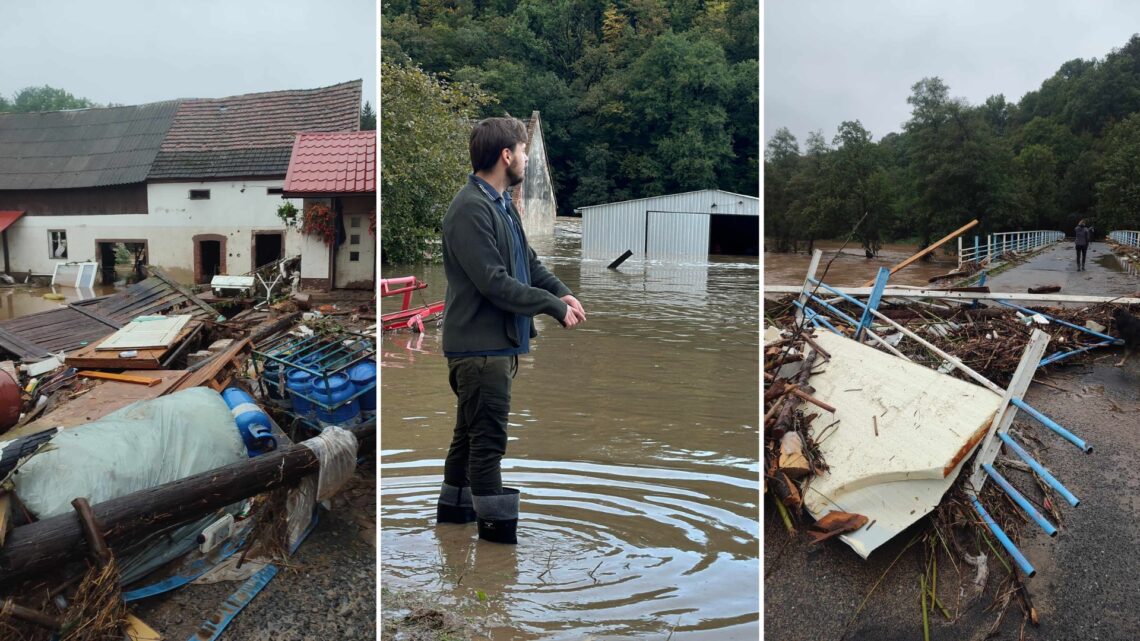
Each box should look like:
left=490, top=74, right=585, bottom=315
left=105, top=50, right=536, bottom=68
left=49, top=230, right=67, bottom=259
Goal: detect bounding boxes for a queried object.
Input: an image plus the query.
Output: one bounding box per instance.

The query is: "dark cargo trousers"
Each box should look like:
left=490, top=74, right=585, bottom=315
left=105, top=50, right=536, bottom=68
left=443, top=355, right=517, bottom=496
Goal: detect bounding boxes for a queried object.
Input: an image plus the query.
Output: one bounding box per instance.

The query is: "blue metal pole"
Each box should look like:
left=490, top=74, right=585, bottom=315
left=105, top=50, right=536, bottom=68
left=792, top=300, right=843, bottom=336
left=1039, top=339, right=1118, bottom=366
left=971, top=495, right=1036, bottom=577
left=804, top=292, right=861, bottom=328
left=997, top=300, right=1123, bottom=345
left=974, top=236, right=979, bottom=265
left=982, top=463, right=1058, bottom=537
left=807, top=278, right=870, bottom=311
left=856, top=267, right=889, bottom=341
left=997, top=431, right=1079, bottom=506
left=1011, top=397, right=1092, bottom=453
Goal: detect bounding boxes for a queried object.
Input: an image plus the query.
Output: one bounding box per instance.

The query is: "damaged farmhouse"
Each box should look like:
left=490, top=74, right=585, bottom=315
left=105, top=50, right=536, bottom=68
left=0, top=80, right=373, bottom=292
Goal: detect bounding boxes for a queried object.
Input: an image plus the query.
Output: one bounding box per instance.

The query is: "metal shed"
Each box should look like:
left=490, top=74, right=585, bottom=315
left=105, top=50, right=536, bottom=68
left=577, top=189, right=759, bottom=261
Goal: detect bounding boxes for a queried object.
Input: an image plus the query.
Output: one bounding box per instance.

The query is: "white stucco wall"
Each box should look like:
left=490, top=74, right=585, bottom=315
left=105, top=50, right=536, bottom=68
left=1, top=180, right=302, bottom=282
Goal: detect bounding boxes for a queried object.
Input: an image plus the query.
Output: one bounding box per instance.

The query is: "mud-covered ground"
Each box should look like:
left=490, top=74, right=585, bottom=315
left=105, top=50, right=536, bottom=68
left=133, top=466, right=376, bottom=640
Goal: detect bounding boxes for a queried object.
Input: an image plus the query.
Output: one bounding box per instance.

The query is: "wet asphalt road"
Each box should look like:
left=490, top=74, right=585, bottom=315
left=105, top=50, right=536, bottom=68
left=764, top=240, right=1140, bottom=640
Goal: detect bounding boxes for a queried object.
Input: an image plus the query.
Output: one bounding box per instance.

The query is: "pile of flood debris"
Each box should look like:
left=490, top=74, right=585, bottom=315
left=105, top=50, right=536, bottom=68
left=0, top=269, right=376, bottom=640
left=764, top=320, right=1053, bottom=635
left=766, top=293, right=1136, bottom=387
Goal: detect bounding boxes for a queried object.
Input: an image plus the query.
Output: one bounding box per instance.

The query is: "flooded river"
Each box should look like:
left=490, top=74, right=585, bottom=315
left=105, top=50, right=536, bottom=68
left=764, top=240, right=960, bottom=287
left=380, top=220, right=759, bottom=639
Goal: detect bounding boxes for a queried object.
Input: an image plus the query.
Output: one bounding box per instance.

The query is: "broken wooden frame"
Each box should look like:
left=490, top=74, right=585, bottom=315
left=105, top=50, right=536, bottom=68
left=792, top=250, right=1092, bottom=574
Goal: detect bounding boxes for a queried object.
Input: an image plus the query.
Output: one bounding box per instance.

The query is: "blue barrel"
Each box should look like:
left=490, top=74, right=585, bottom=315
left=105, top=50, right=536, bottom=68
left=261, top=359, right=284, bottom=400
left=221, top=387, right=279, bottom=457
left=348, top=360, right=377, bottom=418
left=286, top=369, right=315, bottom=417
left=310, top=373, right=360, bottom=427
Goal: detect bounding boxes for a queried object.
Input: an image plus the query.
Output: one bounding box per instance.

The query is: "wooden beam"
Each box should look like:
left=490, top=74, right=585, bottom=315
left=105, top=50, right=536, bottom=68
left=65, top=303, right=123, bottom=329
left=0, top=421, right=375, bottom=583
left=861, top=219, right=979, bottom=286
left=78, top=371, right=162, bottom=386
left=147, top=266, right=221, bottom=320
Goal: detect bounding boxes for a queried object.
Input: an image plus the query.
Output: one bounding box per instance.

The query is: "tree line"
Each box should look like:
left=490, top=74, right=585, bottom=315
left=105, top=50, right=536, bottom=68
left=766, top=34, right=1140, bottom=256
left=381, top=0, right=759, bottom=264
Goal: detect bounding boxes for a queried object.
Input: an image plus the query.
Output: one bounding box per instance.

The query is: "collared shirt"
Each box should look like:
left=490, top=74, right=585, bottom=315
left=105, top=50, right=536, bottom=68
left=446, top=174, right=531, bottom=357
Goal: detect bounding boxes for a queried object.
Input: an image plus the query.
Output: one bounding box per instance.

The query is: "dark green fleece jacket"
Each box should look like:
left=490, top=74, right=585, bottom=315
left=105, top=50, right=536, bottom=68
left=441, top=180, right=571, bottom=355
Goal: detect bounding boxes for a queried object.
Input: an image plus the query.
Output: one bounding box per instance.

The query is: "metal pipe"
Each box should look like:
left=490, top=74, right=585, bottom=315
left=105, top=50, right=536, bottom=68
left=1011, top=397, right=1092, bottom=453
left=970, top=495, right=1036, bottom=577
left=981, top=463, right=1057, bottom=537
left=792, top=300, right=842, bottom=335
left=805, top=292, right=861, bottom=327
left=1039, top=339, right=1117, bottom=366
left=997, top=301, right=1122, bottom=345
left=997, top=431, right=1079, bottom=506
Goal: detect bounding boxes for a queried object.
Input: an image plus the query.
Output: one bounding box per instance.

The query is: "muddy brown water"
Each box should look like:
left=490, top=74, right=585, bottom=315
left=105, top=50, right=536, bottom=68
left=0, top=284, right=119, bottom=320
left=764, top=241, right=961, bottom=287
left=380, top=220, right=759, bottom=639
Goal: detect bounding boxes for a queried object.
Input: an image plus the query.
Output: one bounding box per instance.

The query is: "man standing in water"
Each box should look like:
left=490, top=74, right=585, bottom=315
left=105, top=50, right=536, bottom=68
left=435, top=117, right=587, bottom=544
left=1075, top=219, right=1091, bottom=271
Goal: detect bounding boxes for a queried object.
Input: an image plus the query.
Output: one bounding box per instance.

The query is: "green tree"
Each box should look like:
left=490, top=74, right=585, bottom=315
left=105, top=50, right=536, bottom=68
left=360, top=101, right=376, bottom=130
left=2, top=85, right=95, bottom=112
left=1095, top=112, right=1140, bottom=232
left=380, top=61, right=493, bottom=264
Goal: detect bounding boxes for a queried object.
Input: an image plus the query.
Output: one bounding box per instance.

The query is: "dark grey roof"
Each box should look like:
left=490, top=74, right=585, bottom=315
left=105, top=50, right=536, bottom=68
left=0, top=101, right=180, bottom=190
left=148, top=80, right=361, bottom=180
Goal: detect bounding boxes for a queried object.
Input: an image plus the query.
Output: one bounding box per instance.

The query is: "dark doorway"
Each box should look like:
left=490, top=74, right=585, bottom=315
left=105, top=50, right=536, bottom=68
left=199, top=240, right=221, bottom=283
left=98, top=242, right=117, bottom=285
left=709, top=215, right=759, bottom=256
left=254, top=233, right=283, bottom=268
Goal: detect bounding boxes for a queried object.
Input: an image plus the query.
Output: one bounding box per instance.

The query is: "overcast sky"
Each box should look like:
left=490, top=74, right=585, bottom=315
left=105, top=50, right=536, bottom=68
left=765, top=0, right=1140, bottom=148
left=0, top=0, right=375, bottom=108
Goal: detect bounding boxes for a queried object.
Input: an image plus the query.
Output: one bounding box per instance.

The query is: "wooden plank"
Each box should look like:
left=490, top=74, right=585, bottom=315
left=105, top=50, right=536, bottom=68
left=860, top=219, right=979, bottom=286
left=0, top=325, right=52, bottom=359
left=65, top=303, right=123, bottom=329
left=78, top=371, right=163, bottom=386
left=10, top=370, right=186, bottom=436
left=125, top=615, right=163, bottom=641
left=148, top=266, right=221, bottom=319
left=164, top=338, right=250, bottom=395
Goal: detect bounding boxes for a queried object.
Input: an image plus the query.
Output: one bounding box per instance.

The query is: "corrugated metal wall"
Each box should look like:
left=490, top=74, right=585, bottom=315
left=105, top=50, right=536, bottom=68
left=580, top=190, right=758, bottom=260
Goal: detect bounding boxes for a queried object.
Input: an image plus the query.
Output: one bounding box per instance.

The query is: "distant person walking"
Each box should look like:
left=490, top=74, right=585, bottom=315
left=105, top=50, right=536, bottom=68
left=1075, top=219, right=1091, bottom=271
left=435, top=117, right=587, bottom=544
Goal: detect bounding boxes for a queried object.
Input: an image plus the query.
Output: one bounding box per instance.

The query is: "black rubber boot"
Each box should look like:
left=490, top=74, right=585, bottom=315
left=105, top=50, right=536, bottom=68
left=436, top=483, right=476, bottom=524
left=473, top=487, right=519, bottom=544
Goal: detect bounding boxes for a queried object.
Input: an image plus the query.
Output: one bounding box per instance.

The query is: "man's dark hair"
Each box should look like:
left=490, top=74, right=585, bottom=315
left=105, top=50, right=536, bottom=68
left=469, top=117, right=528, bottom=173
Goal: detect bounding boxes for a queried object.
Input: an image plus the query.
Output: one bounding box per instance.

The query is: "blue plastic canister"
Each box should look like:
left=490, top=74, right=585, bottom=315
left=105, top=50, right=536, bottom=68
left=221, top=387, right=279, bottom=457
left=261, top=360, right=284, bottom=400
left=286, top=369, right=315, bottom=417
left=348, top=360, right=377, bottom=418
left=310, top=373, right=360, bottom=427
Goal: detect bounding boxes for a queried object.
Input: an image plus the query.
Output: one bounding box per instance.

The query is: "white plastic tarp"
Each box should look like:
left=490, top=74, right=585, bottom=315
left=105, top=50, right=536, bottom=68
left=13, top=387, right=247, bottom=519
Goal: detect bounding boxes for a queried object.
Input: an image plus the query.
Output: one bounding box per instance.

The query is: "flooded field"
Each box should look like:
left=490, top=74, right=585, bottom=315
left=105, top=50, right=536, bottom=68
left=764, top=240, right=960, bottom=287
left=380, top=220, right=759, bottom=639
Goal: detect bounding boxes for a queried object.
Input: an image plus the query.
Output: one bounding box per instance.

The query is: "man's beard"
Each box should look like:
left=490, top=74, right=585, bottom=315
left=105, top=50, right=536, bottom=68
left=507, top=163, right=524, bottom=186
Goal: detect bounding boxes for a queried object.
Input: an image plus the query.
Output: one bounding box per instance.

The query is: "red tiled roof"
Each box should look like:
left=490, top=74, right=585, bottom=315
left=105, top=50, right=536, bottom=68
left=283, top=131, right=376, bottom=194
left=0, top=211, right=24, bottom=233
left=149, top=80, right=362, bottom=179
